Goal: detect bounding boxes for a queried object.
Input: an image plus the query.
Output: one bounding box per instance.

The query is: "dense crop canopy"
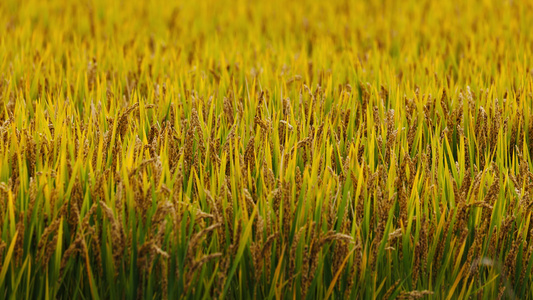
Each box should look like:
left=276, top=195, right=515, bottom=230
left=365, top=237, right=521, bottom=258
left=1, top=0, right=533, bottom=299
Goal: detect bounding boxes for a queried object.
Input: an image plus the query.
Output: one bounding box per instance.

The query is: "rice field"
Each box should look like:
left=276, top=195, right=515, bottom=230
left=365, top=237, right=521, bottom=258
left=1, top=0, right=533, bottom=299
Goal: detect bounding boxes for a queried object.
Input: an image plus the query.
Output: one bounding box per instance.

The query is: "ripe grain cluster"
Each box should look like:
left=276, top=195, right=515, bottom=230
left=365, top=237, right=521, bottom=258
left=1, top=0, right=533, bottom=299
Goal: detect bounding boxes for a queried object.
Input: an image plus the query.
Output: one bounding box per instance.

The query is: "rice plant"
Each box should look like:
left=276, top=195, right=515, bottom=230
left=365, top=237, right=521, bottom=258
left=1, top=0, right=533, bottom=299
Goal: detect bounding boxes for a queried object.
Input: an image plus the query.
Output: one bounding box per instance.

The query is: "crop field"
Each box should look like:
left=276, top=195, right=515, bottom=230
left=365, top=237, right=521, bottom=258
left=1, top=0, right=533, bottom=299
